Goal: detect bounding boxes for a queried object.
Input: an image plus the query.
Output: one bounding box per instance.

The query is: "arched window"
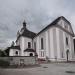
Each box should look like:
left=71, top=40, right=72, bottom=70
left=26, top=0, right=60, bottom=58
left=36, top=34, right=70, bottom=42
left=15, top=51, right=18, bottom=56
left=66, top=37, right=68, bottom=45
left=28, top=42, right=31, bottom=48
left=41, top=38, right=44, bottom=49
left=30, top=53, right=33, bottom=56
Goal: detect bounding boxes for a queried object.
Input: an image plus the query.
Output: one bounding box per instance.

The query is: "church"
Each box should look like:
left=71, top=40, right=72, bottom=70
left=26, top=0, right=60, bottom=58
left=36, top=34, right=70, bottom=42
left=9, top=16, right=75, bottom=61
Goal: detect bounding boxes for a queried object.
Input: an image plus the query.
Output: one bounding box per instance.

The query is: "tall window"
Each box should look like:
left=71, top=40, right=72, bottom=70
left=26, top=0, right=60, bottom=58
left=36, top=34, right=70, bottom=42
left=15, top=51, right=18, bottom=56
left=34, top=42, right=36, bottom=50
left=74, top=39, right=75, bottom=54
left=41, top=38, right=44, bottom=49
left=28, top=42, right=31, bottom=48
left=66, top=37, right=68, bottom=45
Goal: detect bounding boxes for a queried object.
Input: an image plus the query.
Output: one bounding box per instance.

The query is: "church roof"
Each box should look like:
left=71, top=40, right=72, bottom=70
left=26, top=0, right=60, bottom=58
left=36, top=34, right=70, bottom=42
left=36, top=16, right=74, bottom=36
left=24, top=48, right=35, bottom=52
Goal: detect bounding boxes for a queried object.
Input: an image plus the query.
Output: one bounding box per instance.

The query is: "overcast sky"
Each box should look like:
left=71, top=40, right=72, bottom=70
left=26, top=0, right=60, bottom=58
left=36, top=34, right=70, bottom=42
left=0, top=0, right=75, bottom=49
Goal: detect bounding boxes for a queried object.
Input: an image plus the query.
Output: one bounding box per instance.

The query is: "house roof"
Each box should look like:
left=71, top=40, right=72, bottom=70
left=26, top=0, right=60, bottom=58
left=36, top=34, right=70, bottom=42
left=24, top=48, right=35, bottom=52
left=10, top=46, right=20, bottom=50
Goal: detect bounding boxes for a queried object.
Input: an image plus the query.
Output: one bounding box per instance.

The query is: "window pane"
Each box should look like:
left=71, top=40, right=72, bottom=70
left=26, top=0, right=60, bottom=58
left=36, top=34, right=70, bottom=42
left=28, top=42, right=31, bottom=48
left=66, top=37, right=68, bottom=45
left=41, top=38, right=44, bottom=49
left=34, top=42, right=36, bottom=50
left=15, top=51, right=18, bottom=56
left=74, top=39, right=75, bottom=54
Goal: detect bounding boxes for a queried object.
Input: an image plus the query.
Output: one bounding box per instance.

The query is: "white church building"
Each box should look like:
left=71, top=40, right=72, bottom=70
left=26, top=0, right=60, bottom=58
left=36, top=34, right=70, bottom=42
left=9, top=16, right=75, bottom=61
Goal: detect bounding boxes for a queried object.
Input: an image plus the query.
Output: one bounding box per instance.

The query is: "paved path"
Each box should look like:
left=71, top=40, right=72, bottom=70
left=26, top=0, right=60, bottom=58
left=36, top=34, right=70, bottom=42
left=0, top=63, right=75, bottom=75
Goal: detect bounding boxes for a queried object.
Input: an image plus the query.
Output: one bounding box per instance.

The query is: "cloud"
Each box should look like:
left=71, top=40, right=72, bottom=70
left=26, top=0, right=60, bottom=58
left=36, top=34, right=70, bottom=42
left=0, top=0, right=75, bottom=49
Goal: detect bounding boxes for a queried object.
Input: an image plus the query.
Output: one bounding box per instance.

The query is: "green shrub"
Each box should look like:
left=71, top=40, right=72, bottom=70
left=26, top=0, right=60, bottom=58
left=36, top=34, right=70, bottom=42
left=0, top=59, right=9, bottom=67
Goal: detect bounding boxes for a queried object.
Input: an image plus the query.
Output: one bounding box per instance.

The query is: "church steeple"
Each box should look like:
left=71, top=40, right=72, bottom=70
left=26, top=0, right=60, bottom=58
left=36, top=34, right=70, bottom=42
left=23, top=20, right=26, bottom=28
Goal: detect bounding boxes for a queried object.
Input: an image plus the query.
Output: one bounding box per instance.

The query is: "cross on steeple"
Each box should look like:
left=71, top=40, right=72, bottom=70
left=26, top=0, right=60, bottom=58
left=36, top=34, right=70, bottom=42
left=23, top=20, right=26, bottom=28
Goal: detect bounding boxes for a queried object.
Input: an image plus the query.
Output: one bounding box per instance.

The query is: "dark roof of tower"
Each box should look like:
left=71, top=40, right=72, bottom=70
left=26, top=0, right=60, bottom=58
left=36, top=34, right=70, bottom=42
left=16, top=21, right=36, bottom=41
left=24, top=48, right=35, bottom=52
left=17, top=29, right=36, bottom=41
left=21, top=28, right=36, bottom=38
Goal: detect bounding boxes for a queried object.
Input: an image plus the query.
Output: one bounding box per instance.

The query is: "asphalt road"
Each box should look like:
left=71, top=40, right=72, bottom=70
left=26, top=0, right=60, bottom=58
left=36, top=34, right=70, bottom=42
left=0, top=63, right=75, bottom=75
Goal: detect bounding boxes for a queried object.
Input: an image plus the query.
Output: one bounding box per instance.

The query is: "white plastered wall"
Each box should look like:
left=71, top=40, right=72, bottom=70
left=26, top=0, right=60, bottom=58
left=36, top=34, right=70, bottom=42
left=20, top=36, right=32, bottom=56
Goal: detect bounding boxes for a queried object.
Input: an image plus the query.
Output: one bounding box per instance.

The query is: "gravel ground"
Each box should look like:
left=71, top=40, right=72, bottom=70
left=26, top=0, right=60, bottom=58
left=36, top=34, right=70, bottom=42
left=0, top=63, right=75, bottom=75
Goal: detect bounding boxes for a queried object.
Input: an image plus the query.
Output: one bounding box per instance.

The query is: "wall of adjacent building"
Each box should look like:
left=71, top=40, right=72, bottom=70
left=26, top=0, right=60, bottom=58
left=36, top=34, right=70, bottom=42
left=9, top=49, right=20, bottom=56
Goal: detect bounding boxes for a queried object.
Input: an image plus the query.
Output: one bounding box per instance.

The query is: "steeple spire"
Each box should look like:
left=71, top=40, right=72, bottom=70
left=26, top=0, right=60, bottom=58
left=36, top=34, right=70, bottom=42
left=23, top=20, right=26, bottom=28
